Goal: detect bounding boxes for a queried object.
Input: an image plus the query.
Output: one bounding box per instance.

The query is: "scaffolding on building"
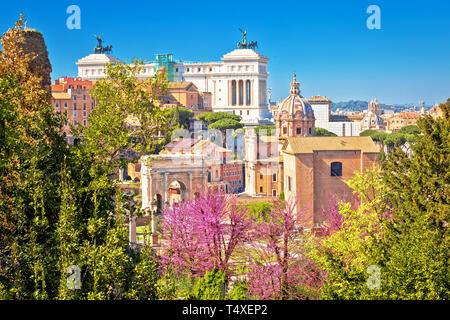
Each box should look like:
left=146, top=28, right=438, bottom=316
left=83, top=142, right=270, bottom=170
left=154, top=53, right=175, bottom=81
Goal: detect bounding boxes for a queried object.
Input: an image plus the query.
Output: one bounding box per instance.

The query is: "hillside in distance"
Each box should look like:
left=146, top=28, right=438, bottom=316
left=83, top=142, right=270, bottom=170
left=331, top=100, right=414, bottom=112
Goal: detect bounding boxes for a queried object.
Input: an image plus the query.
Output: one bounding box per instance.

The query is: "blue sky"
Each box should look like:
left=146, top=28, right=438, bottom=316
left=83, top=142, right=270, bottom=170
left=1, top=0, right=449, bottom=105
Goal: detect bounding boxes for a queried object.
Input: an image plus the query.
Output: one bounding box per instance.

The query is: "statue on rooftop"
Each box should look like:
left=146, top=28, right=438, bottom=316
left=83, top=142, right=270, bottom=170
left=237, top=29, right=257, bottom=49
left=93, top=34, right=113, bottom=54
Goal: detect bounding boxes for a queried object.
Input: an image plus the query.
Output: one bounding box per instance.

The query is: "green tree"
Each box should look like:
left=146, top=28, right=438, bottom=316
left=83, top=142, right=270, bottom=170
left=208, top=118, right=244, bottom=131
left=315, top=99, right=449, bottom=299
left=398, top=124, right=420, bottom=135
left=169, top=106, right=194, bottom=129
left=314, top=127, right=337, bottom=136
left=187, top=269, right=226, bottom=300
left=254, top=125, right=276, bottom=136
left=197, top=111, right=241, bottom=124
left=0, top=15, right=67, bottom=299
left=0, top=16, right=171, bottom=300
left=312, top=168, right=388, bottom=300
left=79, top=59, right=175, bottom=170
left=126, top=245, right=159, bottom=300
left=380, top=99, right=449, bottom=299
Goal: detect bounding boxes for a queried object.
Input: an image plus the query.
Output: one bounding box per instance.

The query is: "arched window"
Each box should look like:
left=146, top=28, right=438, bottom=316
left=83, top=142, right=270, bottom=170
left=296, top=128, right=301, bottom=135
left=330, top=162, right=342, bottom=176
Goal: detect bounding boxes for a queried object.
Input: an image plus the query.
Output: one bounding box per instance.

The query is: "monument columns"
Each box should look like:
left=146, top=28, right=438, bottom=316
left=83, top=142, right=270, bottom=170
left=243, top=79, right=247, bottom=108
left=251, top=80, right=255, bottom=106
left=228, top=80, right=232, bottom=106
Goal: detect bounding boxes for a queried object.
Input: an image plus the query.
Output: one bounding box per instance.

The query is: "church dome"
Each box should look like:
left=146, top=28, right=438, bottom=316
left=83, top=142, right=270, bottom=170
left=361, top=98, right=384, bottom=129
left=278, top=74, right=314, bottom=119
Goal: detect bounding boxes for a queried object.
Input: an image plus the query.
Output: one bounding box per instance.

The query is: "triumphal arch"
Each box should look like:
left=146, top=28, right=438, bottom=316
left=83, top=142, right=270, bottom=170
left=140, top=153, right=208, bottom=213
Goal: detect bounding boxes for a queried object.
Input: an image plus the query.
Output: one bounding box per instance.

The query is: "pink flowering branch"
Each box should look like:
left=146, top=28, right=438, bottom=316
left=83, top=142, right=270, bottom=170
left=159, top=193, right=252, bottom=278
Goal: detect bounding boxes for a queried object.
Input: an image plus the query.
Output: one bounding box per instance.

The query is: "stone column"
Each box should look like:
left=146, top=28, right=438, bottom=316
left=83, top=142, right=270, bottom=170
left=129, top=214, right=136, bottom=244
left=251, top=79, right=255, bottom=106
left=243, top=79, right=247, bottom=107
left=228, top=80, right=232, bottom=106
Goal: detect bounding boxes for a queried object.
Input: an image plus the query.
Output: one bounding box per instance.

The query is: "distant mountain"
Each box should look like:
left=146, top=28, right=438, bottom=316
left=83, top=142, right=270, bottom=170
left=331, top=100, right=412, bottom=113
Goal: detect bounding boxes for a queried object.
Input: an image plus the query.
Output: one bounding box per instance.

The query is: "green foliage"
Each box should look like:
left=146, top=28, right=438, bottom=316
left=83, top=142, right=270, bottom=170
left=360, top=129, right=415, bottom=146
left=79, top=59, right=175, bottom=170
left=315, top=99, right=449, bottom=300
left=246, top=201, right=273, bottom=221
left=378, top=99, right=449, bottom=299
left=254, top=125, right=276, bottom=136
left=187, top=269, right=226, bottom=300
left=197, top=111, right=241, bottom=123
left=226, top=280, right=249, bottom=300
left=208, top=118, right=243, bottom=131
left=0, top=17, right=166, bottom=300
left=169, top=106, right=194, bottom=129
left=314, top=127, right=337, bottom=136
left=312, top=167, right=388, bottom=300
left=126, top=245, right=159, bottom=300
left=398, top=124, right=420, bottom=135
left=0, top=16, right=67, bottom=299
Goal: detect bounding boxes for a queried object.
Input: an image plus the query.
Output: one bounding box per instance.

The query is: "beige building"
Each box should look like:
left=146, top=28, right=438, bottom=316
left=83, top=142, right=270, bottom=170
left=387, top=112, right=421, bottom=132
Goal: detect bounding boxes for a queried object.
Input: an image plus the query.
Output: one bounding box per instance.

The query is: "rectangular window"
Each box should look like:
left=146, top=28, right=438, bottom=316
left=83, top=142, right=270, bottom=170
left=296, top=128, right=301, bottom=135
left=73, top=103, right=77, bottom=110
left=288, top=176, right=291, bottom=191
left=83, top=95, right=86, bottom=100
left=73, top=111, right=77, bottom=117
left=260, top=173, right=263, bottom=180
left=260, top=186, right=263, bottom=193
left=64, top=102, right=68, bottom=108
left=331, top=162, right=343, bottom=177
left=73, top=95, right=77, bottom=100
left=273, top=173, right=277, bottom=182
left=83, top=103, right=86, bottom=110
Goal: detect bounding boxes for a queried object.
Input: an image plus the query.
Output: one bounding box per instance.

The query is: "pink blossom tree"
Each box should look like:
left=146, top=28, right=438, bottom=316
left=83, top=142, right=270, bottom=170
left=159, top=193, right=253, bottom=278
left=243, top=198, right=324, bottom=300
